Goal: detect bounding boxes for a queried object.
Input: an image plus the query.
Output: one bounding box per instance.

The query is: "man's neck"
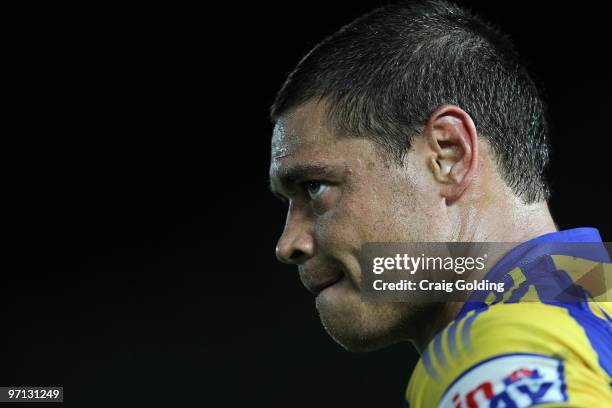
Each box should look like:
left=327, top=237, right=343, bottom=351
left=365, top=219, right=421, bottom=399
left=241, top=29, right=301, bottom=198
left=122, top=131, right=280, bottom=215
left=410, top=200, right=557, bottom=354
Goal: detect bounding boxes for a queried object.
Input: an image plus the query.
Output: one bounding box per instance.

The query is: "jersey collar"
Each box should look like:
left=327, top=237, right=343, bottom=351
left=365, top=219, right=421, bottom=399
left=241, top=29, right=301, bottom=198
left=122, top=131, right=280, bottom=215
left=456, top=227, right=606, bottom=320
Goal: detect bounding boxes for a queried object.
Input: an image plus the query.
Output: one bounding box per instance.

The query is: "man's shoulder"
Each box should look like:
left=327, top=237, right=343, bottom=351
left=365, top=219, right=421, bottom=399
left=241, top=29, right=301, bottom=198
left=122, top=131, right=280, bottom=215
left=461, top=302, right=609, bottom=360
left=406, top=302, right=612, bottom=407
left=416, top=302, right=607, bottom=382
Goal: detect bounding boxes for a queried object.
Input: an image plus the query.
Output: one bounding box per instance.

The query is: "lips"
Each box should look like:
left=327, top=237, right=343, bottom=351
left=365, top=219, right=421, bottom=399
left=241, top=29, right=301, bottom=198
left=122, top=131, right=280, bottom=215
left=300, top=268, right=345, bottom=295
left=310, top=275, right=344, bottom=295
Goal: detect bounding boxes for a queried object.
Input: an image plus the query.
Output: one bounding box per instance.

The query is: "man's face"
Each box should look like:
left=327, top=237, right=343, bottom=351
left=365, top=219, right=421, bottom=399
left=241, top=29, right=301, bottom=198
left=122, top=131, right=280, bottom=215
left=269, top=101, right=448, bottom=351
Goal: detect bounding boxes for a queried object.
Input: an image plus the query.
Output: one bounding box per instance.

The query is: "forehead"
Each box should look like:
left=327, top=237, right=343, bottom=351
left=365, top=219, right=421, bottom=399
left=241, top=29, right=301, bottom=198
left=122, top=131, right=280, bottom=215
left=271, top=100, right=337, bottom=162
left=269, top=101, right=388, bottom=189
left=271, top=101, right=392, bottom=192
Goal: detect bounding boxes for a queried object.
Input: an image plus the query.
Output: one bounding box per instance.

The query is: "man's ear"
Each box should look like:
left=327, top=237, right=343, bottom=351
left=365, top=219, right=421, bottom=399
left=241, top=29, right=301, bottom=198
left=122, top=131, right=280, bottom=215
left=425, top=105, right=478, bottom=202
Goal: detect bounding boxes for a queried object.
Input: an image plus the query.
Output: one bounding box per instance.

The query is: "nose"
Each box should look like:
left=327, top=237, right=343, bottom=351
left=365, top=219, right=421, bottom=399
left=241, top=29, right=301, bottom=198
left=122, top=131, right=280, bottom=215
left=275, top=203, right=315, bottom=264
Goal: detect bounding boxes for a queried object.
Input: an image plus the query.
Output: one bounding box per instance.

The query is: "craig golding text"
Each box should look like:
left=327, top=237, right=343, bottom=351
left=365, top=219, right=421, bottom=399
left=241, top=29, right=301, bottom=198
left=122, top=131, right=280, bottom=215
left=372, top=279, right=505, bottom=293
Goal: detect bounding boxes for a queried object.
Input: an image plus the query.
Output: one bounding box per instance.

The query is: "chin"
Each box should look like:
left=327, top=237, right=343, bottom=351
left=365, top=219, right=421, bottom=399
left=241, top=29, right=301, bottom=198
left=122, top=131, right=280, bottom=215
left=325, top=326, right=394, bottom=352
left=315, top=292, right=414, bottom=352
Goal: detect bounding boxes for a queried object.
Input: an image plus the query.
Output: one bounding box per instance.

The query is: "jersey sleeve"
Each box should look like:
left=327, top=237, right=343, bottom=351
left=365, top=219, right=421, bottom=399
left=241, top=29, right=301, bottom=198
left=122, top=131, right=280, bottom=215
left=406, top=302, right=612, bottom=407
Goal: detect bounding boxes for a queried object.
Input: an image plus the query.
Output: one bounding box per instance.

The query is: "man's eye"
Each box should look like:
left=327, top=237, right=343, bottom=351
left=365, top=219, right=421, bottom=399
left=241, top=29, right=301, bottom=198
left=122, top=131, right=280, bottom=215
left=306, top=181, right=327, bottom=200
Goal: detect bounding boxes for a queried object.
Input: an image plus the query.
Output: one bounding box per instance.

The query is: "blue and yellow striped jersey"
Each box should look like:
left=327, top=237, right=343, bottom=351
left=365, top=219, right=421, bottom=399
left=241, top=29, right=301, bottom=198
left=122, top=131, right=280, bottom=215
left=405, top=228, right=612, bottom=407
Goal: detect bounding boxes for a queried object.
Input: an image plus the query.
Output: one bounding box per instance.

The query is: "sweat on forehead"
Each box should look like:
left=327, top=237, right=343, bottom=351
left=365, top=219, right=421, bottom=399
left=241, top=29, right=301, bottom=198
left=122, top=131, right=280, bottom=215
left=271, top=101, right=341, bottom=157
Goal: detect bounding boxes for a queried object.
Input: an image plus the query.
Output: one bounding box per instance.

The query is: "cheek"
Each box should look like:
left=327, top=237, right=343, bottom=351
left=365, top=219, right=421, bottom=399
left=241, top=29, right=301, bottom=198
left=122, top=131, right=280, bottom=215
left=312, top=171, right=440, bottom=249
left=315, top=188, right=400, bottom=247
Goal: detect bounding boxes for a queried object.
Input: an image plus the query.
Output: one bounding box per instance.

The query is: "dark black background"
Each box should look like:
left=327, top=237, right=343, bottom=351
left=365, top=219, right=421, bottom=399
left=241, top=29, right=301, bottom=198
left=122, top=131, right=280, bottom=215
left=2, top=1, right=610, bottom=407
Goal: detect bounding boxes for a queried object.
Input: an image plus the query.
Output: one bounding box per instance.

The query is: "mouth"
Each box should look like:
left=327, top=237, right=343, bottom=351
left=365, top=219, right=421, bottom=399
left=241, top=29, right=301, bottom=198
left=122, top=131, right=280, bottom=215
left=308, top=274, right=345, bottom=295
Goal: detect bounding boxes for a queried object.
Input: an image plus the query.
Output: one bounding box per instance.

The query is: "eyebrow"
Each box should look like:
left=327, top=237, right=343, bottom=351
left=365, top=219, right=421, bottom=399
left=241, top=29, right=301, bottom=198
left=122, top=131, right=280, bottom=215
left=268, top=163, right=331, bottom=198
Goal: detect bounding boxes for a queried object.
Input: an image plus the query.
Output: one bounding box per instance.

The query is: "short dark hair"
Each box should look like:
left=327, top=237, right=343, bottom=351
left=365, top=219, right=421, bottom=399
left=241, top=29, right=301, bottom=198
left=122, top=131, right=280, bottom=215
left=270, top=0, right=550, bottom=203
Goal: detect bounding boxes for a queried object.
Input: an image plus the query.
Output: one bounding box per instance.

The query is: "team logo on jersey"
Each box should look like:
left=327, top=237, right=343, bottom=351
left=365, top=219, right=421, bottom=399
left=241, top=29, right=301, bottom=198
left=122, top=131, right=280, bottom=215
left=439, top=353, right=567, bottom=408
